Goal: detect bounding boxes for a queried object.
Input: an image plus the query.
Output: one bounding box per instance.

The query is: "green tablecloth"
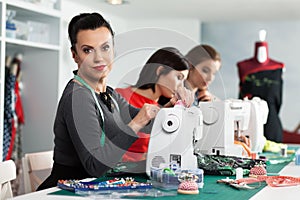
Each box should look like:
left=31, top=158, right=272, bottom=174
left=49, top=150, right=296, bottom=199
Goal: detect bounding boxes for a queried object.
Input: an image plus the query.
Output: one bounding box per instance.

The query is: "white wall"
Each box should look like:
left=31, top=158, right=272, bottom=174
left=109, top=18, right=200, bottom=88
left=201, top=21, right=300, bottom=130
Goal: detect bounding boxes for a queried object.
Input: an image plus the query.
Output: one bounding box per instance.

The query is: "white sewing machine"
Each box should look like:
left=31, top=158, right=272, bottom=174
left=195, top=99, right=251, bottom=157
left=146, top=104, right=203, bottom=176
left=242, top=97, right=269, bottom=153
left=195, top=97, right=269, bottom=157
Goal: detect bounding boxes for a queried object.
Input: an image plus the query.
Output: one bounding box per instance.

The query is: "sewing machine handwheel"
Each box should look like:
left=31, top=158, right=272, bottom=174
left=162, top=114, right=180, bottom=133
left=202, top=107, right=219, bottom=125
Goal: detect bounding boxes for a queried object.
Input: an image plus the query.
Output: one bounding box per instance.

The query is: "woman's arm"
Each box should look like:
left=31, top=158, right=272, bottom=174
left=63, top=87, right=137, bottom=177
left=112, top=89, right=158, bottom=133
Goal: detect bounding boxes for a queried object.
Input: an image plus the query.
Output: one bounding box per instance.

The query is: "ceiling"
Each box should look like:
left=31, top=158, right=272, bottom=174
left=88, top=0, right=300, bottom=22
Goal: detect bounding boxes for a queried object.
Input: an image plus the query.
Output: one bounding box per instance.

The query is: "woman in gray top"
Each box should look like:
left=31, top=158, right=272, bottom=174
left=37, top=12, right=161, bottom=190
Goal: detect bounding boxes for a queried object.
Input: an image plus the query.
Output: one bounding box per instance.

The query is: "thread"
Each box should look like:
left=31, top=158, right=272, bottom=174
left=236, top=167, right=243, bottom=180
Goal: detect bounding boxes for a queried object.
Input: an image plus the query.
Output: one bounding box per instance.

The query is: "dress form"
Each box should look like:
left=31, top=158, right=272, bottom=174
left=237, top=30, right=284, bottom=142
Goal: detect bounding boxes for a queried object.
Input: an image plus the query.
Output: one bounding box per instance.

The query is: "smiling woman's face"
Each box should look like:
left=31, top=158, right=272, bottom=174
left=72, top=27, right=114, bottom=83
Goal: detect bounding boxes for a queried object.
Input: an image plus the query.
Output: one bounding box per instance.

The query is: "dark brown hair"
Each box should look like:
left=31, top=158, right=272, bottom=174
left=185, top=44, right=221, bottom=68
left=134, top=47, right=189, bottom=92
left=68, top=12, right=114, bottom=52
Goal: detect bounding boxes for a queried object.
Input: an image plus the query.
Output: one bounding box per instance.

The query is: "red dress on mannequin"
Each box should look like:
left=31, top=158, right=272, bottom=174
left=237, top=42, right=284, bottom=142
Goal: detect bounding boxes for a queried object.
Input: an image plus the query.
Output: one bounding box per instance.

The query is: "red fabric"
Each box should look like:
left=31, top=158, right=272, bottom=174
left=5, top=81, right=24, bottom=160
left=283, top=130, right=300, bottom=144
left=237, top=42, right=284, bottom=83
left=115, top=87, right=158, bottom=162
left=116, top=87, right=158, bottom=108
left=15, top=81, right=25, bottom=124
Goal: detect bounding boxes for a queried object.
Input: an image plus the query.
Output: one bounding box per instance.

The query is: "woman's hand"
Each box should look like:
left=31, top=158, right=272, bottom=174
left=197, top=89, right=213, bottom=102
left=176, top=86, right=194, bottom=107
left=164, top=86, right=194, bottom=108
left=128, top=103, right=160, bottom=133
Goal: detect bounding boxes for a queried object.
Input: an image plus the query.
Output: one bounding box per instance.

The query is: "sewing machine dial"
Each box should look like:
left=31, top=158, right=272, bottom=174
left=162, top=114, right=180, bottom=133
left=201, top=106, right=219, bottom=125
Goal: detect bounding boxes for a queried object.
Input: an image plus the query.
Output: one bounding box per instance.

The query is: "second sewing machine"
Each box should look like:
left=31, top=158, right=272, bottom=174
left=146, top=97, right=269, bottom=175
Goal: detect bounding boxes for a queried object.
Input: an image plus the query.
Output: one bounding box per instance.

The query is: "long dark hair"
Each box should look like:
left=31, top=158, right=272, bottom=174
left=68, top=12, right=114, bottom=52
left=134, top=47, right=189, bottom=92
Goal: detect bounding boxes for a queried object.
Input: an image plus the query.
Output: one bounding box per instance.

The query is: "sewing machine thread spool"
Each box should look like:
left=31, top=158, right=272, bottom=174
left=295, top=149, right=300, bottom=165
left=281, top=146, right=287, bottom=157
left=251, top=153, right=257, bottom=159
left=236, top=167, right=243, bottom=180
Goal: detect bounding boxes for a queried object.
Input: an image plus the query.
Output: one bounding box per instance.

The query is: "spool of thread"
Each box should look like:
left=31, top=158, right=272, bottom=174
left=236, top=167, right=243, bottom=180
left=251, top=153, right=257, bottom=159
left=281, top=146, right=287, bottom=157
left=295, top=149, right=300, bottom=165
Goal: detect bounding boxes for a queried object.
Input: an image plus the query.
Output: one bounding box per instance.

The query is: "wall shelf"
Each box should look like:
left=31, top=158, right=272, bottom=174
left=0, top=0, right=62, bottom=160
left=6, top=38, right=60, bottom=51
left=8, top=0, right=61, bottom=16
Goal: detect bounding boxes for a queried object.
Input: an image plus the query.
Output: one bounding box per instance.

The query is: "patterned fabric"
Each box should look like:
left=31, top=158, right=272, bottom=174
left=11, top=81, right=25, bottom=161
left=3, top=68, right=16, bottom=160
left=197, top=154, right=265, bottom=176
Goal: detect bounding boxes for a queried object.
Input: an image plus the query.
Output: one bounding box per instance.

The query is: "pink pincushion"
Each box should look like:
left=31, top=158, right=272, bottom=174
left=249, top=165, right=267, bottom=176
left=177, top=181, right=199, bottom=194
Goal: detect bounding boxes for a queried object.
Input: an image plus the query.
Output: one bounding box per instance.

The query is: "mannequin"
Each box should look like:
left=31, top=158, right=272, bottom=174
left=237, top=30, right=284, bottom=142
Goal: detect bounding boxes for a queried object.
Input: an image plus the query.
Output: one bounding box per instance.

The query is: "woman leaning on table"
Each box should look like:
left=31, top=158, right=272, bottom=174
left=37, top=12, right=164, bottom=190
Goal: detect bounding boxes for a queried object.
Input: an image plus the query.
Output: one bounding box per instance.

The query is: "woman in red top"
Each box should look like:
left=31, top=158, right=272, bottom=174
left=116, top=47, right=193, bottom=162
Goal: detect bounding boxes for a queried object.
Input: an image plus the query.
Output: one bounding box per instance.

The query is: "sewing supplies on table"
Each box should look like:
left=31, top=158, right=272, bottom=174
left=177, top=172, right=200, bottom=194
left=57, top=177, right=179, bottom=198
left=142, top=98, right=298, bottom=196
left=57, top=177, right=152, bottom=194
left=150, top=167, right=204, bottom=190
left=217, top=175, right=300, bottom=190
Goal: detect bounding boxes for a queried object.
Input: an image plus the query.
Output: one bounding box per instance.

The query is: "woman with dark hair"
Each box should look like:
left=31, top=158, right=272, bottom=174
left=115, top=47, right=193, bottom=162
left=185, top=44, right=222, bottom=103
left=37, top=12, right=161, bottom=190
